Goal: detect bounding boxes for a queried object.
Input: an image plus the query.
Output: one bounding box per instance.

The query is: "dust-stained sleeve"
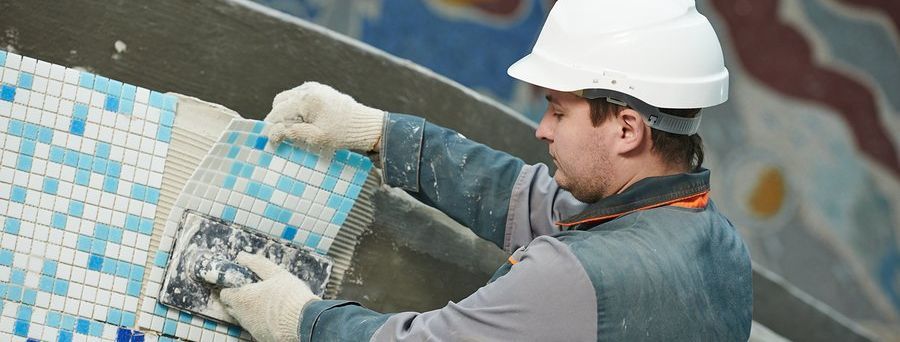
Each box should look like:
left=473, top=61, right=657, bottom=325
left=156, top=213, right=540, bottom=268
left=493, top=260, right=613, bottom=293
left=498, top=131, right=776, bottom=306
left=379, top=113, right=586, bottom=252
left=296, top=236, right=598, bottom=341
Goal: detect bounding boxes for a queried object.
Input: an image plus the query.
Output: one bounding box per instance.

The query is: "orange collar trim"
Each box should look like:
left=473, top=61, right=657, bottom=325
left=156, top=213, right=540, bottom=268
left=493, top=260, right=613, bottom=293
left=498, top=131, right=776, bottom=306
left=556, top=191, right=710, bottom=228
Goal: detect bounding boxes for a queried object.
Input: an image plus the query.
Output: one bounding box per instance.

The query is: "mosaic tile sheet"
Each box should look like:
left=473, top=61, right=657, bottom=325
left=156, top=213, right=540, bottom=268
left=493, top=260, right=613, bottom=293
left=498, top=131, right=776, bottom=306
left=0, top=50, right=175, bottom=341
left=136, top=119, right=373, bottom=341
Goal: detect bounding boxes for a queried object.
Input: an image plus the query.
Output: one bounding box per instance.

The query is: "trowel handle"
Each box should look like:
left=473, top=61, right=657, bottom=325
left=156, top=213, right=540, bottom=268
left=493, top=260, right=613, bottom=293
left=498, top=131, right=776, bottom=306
left=193, top=253, right=262, bottom=288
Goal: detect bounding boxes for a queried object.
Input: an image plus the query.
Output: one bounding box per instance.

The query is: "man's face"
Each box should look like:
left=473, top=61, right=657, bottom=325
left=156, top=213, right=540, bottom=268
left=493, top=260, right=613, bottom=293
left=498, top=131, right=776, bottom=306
left=535, top=89, right=615, bottom=203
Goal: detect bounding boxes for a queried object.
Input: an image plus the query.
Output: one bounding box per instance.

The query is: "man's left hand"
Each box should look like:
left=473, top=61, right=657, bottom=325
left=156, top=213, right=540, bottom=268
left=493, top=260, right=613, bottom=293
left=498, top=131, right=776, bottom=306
left=219, top=252, right=321, bottom=342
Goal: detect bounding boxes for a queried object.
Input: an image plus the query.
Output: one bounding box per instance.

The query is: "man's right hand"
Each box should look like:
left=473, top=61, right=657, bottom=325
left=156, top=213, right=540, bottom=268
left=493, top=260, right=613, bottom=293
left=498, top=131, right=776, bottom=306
left=265, top=82, right=385, bottom=152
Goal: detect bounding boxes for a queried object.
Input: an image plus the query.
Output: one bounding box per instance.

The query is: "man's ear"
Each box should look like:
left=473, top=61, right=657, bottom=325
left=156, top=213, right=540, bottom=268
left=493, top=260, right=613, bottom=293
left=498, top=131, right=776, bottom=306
left=613, top=108, right=648, bottom=154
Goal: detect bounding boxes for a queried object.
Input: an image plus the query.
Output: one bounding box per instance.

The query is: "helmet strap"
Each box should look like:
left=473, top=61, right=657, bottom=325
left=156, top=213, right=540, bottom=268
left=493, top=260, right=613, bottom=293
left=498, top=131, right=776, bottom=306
left=574, top=89, right=702, bottom=135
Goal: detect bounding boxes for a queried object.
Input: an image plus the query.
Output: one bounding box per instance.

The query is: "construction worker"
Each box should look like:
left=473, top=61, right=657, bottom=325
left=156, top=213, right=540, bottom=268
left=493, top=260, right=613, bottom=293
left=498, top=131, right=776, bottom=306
left=219, top=0, right=752, bottom=340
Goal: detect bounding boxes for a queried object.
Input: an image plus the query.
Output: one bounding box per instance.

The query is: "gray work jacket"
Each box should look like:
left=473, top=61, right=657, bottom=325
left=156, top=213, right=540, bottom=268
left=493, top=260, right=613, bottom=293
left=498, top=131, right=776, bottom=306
left=298, top=114, right=753, bottom=341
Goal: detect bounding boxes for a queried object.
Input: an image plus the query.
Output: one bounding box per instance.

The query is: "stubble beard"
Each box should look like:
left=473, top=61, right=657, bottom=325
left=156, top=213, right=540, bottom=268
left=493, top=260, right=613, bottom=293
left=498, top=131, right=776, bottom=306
left=555, top=153, right=612, bottom=204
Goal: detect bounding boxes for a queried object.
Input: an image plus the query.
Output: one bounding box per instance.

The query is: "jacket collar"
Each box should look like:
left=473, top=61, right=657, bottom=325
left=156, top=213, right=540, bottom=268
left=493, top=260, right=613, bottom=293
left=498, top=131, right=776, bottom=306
left=557, top=168, right=711, bottom=229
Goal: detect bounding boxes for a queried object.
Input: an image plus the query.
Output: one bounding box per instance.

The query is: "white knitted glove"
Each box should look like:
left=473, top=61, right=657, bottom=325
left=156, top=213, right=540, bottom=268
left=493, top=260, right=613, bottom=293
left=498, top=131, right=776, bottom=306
left=265, top=82, right=385, bottom=152
left=219, top=252, right=320, bottom=342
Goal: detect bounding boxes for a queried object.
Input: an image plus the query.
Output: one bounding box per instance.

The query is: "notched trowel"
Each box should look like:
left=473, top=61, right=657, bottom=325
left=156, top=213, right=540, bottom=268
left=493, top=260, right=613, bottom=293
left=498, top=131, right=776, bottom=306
left=159, top=210, right=332, bottom=324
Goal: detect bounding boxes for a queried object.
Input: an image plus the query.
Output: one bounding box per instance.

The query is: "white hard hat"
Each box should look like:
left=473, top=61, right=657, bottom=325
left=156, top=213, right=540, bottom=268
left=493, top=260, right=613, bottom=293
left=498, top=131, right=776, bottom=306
left=508, top=0, right=729, bottom=135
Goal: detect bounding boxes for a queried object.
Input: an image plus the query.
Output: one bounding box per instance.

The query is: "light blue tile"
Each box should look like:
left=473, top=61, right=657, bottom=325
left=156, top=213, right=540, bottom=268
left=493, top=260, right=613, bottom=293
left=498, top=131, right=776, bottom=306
left=108, top=227, right=123, bottom=243
left=94, top=224, right=109, bottom=240
left=18, top=72, right=33, bottom=90
left=276, top=176, right=293, bottom=193
left=103, top=177, right=118, bottom=193
left=78, top=72, right=94, bottom=89
left=61, top=315, right=76, bottom=331
left=139, top=217, right=154, bottom=235
left=131, top=184, right=146, bottom=201
left=38, top=127, right=53, bottom=143
left=129, top=266, right=144, bottom=281
left=107, top=162, right=121, bottom=178
left=53, top=279, right=69, bottom=296
left=19, top=140, right=35, bottom=156
left=0, top=249, right=12, bottom=266
left=75, top=169, right=90, bottom=186
left=76, top=236, right=92, bottom=252
left=341, top=198, right=356, bottom=213
left=23, top=123, right=38, bottom=139
left=45, top=311, right=61, bottom=328
left=326, top=193, right=342, bottom=209
left=305, top=233, right=322, bottom=249
left=10, top=269, right=25, bottom=284
left=107, top=308, right=122, bottom=325
left=322, top=176, right=337, bottom=191
left=22, top=289, right=36, bottom=305
left=154, top=303, right=168, bottom=316
left=121, top=84, right=136, bottom=100
left=263, top=204, right=280, bottom=221
left=154, top=251, right=169, bottom=268
left=16, top=155, right=33, bottom=171
left=95, top=142, right=111, bottom=158
left=73, top=103, right=89, bottom=120
left=50, top=212, right=66, bottom=229
left=160, top=110, right=175, bottom=127
left=92, top=76, right=109, bottom=93
left=290, top=182, right=306, bottom=197
left=107, top=80, right=122, bottom=96
left=252, top=121, right=265, bottom=134
left=69, top=201, right=84, bottom=217
left=157, top=126, right=172, bottom=142
left=125, top=214, right=140, bottom=232
left=163, top=319, right=176, bottom=335
left=146, top=188, right=160, bottom=204
left=223, top=175, right=236, bottom=189
left=42, top=260, right=58, bottom=276
left=7, top=119, right=24, bottom=136
left=126, top=280, right=141, bottom=297
left=227, top=146, right=240, bottom=158
left=38, top=276, right=53, bottom=292
left=89, top=321, right=104, bottom=337
left=162, top=94, right=177, bottom=112
left=222, top=206, right=237, bottom=222
left=91, top=158, right=107, bottom=174
left=16, top=305, right=32, bottom=321
left=49, top=146, right=65, bottom=163
left=10, top=186, right=26, bottom=203
left=4, top=218, right=21, bottom=234
left=258, top=153, right=273, bottom=167
left=0, top=51, right=5, bottom=65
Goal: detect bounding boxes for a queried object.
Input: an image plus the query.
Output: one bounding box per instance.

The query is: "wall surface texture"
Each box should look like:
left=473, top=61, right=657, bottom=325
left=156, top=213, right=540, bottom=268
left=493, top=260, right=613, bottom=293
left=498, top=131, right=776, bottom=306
left=253, top=0, right=900, bottom=335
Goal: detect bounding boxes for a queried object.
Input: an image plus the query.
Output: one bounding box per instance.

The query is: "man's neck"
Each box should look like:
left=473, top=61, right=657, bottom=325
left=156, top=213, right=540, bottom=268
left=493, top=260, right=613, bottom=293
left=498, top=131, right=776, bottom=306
left=612, top=159, right=688, bottom=196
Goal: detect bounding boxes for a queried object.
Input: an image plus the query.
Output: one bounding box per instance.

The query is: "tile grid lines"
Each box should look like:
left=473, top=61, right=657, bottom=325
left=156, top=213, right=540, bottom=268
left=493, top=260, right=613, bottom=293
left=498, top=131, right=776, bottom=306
left=136, top=119, right=372, bottom=341
left=0, top=50, right=175, bottom=341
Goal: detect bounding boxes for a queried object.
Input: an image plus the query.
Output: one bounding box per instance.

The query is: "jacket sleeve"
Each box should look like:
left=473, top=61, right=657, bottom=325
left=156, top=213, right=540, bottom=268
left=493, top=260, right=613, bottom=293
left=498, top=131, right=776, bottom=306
left=297, top=236, right=598, bottom=341
left=379, top=113, right=587, bottom=252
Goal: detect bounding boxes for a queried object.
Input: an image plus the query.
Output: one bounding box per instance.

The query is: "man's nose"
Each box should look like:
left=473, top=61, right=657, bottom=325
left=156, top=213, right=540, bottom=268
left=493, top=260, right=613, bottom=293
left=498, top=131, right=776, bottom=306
left=535, top=112, right=554, bottom=142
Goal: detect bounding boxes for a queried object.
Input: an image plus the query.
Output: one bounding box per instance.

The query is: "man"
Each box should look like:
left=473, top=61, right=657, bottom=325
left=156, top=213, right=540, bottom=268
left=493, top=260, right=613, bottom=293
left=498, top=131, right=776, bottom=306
left=218, top=0, right=752, bottom=340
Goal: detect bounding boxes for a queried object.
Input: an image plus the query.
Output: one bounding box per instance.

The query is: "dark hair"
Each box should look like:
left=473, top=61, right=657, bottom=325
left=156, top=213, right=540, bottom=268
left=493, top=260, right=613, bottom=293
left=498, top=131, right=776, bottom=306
left=588, top=99, right=704, bottom=171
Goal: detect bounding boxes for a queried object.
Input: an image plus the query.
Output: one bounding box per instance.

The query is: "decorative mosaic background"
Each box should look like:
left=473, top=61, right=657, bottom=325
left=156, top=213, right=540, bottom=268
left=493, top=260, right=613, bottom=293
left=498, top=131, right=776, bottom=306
left=0, top=50, right=173, bottom=341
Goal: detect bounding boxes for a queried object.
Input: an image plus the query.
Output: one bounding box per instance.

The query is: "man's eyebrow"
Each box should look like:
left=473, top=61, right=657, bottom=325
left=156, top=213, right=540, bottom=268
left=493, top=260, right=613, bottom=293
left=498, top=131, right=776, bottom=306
left=545, top=95, right=556, bottom=104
